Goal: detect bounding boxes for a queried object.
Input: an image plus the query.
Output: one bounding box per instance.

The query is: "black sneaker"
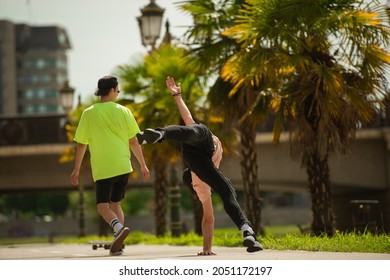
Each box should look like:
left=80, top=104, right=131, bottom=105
left=110, top=226, right=129, bottom=254
left=243, top=230, right=263, bottom=252
left=136, top=129, right=164, bottom=145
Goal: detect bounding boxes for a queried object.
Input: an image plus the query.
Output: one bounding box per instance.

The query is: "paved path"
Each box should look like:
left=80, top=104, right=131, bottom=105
left=1, top=243, right=389, bottom=260
left=1, top=244, right=389, bottom=280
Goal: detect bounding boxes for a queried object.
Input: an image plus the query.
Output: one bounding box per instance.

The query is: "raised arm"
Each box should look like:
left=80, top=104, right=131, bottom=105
left=166, top=76, right=195, bottom=126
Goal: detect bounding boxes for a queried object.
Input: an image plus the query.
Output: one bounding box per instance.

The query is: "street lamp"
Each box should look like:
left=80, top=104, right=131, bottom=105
left=59, top=80, right=75, bottom=113
left=137, top=0, right=165, bottom=50
left=59, top=80, right=85, bottom=238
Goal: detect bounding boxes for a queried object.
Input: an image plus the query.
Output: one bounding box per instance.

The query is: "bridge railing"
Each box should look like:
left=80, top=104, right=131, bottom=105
left=0, top=113, right=68, bottom=146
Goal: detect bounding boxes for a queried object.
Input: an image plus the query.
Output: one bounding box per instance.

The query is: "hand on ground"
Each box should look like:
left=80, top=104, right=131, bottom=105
left=197, top=251, right=216, bottom=256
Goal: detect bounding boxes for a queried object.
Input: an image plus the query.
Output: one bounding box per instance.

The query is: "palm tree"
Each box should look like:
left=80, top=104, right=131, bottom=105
left=180, top=0, right=268, bottom=234
left=116, top=44, right=206, bottom=236
left=222, top=0, right=390, bottom=235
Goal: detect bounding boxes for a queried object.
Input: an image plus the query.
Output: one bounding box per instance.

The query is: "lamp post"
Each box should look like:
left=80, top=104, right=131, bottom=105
left=59, top=80, right=85, bottom=238
left=169, top=165, right=181, bottom=237
left=137, top=1, right=180, bottom=236
left=137, top=0, right=165, bottom=51
left=59, top=80, right=75, bottom=113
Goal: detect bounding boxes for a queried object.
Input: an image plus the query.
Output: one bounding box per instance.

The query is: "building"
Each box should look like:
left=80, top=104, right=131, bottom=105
left=0, top=20, right=71, bottom=116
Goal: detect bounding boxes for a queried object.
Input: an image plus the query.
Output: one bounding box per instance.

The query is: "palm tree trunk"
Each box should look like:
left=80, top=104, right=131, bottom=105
left=153, top=153, right=168, bottom=236
left=238, top=118, right=264, bottom=235
left=305, top=153, right=335, bottom=236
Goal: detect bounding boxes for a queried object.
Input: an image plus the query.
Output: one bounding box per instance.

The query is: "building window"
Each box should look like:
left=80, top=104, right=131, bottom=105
left=37, top=89, right=46, bottom=99
left=56, top=73, right=66, bottom=85
left=25, top=89, right=34, bottom=99
left=36, top=58, right=45, bottom=69
left=58, top=32, right=67, bottom=45
left=24, top=59, right=33, bottom=69
left=48, top=89, right=57, bottom=98
left=25, top=104, right=35, bottom=113
left=40, top=74, right=51, bottom=83
left=37, top=104, right=48, bottom=113
left=20, top=74, right=38, bottom=84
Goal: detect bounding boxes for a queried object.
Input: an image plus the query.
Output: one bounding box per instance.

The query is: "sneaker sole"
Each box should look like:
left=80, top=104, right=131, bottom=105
left=243, top=236, right=263, bottom=253
left=110, top=249, right=124, bottom=256
left=243, top=235, right=256, bottom=247
left=110, top=227, right=129, bottom=254
left=137, top=129, right=162, bottom=145
left=246, top=241, right=263, bottom=253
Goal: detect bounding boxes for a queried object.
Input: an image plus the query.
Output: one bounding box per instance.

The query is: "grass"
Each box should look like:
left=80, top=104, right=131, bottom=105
left=1, top=226, right=389, bottom=254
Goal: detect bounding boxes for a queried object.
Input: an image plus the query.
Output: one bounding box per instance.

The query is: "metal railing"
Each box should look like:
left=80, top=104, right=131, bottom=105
left=0, top=113, right=68, bottom=146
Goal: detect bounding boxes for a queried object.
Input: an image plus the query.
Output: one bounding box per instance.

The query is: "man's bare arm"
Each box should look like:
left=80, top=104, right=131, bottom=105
left=166, top=76, right=195, bottom=125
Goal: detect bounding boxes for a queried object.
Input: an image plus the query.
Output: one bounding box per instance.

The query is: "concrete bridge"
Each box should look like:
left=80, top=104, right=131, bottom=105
left=0, top=114, right=389, bottom=232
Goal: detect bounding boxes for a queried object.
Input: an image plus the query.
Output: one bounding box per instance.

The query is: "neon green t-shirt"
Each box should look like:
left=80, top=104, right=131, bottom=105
left=74, top=102, right=140, bottom=181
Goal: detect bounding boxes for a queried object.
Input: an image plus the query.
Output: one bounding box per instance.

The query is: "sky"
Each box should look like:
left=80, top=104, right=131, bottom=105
left=0, top=0, right=192, bottom=104
left=1, top=0, right=388, bottom=105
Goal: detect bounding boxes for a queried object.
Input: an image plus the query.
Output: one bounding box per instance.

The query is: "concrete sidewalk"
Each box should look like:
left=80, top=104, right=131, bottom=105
left=1, top=243, right=389, bottom=260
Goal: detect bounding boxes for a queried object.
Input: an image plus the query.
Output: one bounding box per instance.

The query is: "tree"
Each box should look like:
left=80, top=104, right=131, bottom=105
left=2, top=192, right=69, bottom=219
left=116, top=44, right=206, bottom=236
left=180, top=0, right=268, bottom=234
left=222, top=0, right=390, bottom=235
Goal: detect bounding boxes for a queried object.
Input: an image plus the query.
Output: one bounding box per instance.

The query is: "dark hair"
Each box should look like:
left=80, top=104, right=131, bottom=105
left=94, top=75, right=118, bottom=96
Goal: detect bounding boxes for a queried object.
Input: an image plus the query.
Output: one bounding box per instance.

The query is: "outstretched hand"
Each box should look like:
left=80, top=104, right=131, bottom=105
left=166, top=76, right=181, bottom=96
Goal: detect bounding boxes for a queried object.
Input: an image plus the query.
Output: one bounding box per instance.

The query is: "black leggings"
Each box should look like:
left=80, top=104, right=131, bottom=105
left=162, top=123, right=250, bottom=229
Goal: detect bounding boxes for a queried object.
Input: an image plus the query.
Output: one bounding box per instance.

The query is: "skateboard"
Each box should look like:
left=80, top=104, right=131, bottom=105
left=89, top=240, right=125, bottom=250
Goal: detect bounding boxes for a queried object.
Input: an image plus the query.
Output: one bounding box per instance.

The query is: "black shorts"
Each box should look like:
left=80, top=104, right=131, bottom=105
left=95, top=173, right=129, bottom=204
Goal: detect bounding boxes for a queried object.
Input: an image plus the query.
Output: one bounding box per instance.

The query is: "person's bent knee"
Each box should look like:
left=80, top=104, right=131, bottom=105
left=110, top=201, right=121, bottom=209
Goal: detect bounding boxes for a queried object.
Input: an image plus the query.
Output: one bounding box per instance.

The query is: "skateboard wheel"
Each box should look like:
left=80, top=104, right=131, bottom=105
left=92, top=245, right=97, bottom=250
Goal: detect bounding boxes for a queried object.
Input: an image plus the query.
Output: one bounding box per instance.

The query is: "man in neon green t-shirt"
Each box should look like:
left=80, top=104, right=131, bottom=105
left=70, top=75, right=150, bottom=256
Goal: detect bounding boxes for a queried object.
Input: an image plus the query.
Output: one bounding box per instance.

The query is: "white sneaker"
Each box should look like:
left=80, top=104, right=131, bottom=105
left=110, top=227, right=129, bottom=254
